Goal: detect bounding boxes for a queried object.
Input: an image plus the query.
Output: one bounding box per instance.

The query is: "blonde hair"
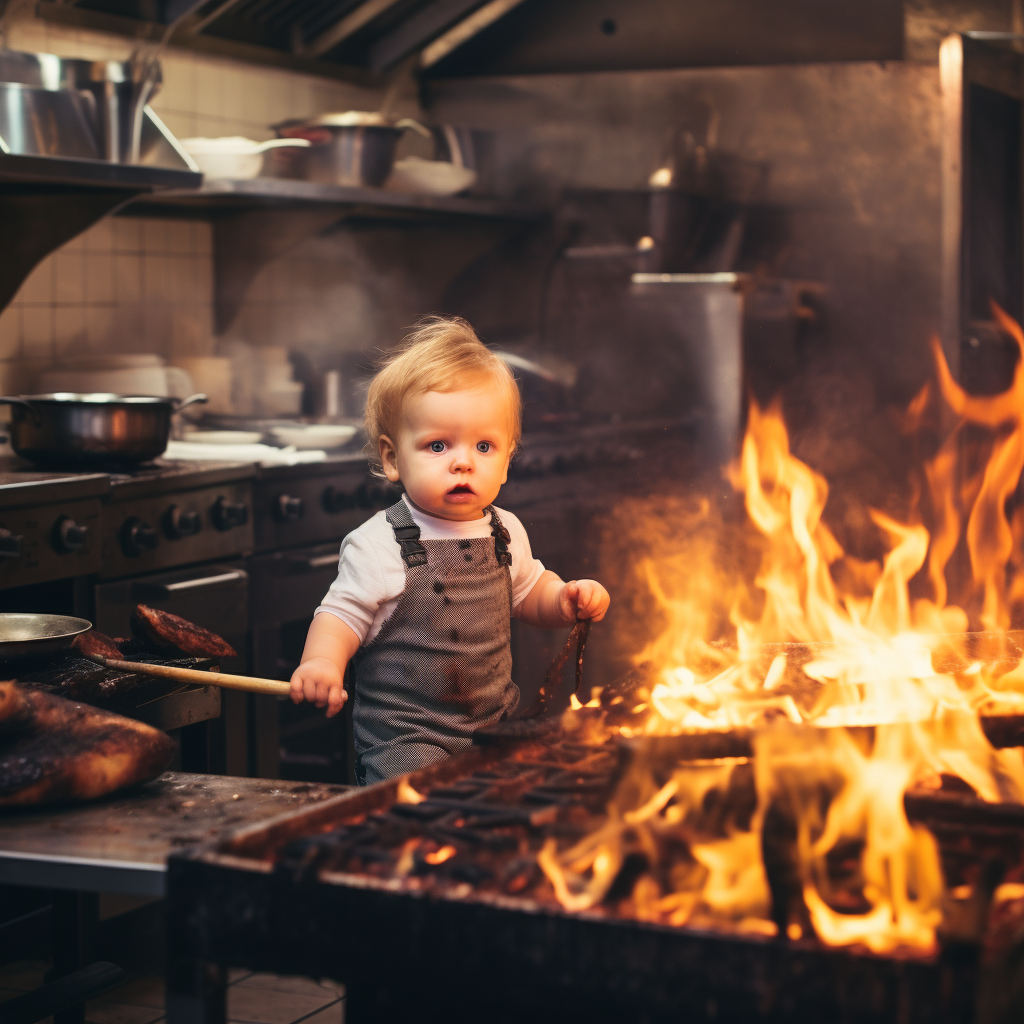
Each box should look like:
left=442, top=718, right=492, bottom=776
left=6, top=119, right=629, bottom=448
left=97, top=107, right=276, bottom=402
left=364, top=316, right=521, bottom=475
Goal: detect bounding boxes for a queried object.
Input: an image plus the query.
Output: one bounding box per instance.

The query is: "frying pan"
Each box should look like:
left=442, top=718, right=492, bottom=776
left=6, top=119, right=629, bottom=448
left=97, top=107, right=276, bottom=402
left=0, top=614, right=92, bottom=659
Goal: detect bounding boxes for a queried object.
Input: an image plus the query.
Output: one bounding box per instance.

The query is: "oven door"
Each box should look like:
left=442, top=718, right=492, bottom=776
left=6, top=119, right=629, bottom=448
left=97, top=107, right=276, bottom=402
left=94, top=561, right=249, bottom=775
left=248, top=542, right=352, bottom=783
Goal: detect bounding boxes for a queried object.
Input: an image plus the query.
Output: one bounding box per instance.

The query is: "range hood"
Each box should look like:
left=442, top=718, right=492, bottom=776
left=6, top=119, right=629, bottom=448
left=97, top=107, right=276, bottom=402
left=40, top=0, right=904, bottom=78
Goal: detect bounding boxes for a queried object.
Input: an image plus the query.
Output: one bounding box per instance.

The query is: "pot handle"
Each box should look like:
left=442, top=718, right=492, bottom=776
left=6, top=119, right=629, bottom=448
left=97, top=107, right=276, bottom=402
left=0, top=397, right=42, bottom=425
left=395, top=118, right=432, bottom=139
left=172, top=394, right=209, bottom=414
left=254, top=138, right=312, bottom=153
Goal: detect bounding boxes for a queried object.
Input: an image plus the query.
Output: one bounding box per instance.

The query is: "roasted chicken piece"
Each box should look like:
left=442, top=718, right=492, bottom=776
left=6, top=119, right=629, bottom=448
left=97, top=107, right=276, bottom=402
left=0, top=681, right=174, bottom=806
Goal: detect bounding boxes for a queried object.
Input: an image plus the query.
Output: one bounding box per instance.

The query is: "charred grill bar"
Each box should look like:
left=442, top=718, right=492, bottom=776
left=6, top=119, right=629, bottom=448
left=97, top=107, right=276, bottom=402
left=165, top=682, right=1024, bottom=1024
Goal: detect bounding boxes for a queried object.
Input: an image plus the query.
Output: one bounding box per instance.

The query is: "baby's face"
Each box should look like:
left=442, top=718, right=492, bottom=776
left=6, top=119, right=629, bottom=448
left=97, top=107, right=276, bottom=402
left=380, top=387, right=514, bottom=521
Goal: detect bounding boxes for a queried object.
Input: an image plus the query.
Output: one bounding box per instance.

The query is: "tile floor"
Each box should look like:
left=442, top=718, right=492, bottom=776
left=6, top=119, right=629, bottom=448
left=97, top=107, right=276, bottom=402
left=0, top=961, right=345, bottom=1024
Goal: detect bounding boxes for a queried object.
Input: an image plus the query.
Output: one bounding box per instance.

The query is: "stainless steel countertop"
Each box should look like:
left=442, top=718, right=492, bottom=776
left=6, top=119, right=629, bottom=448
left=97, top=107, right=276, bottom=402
left=0, top=772, right=349, bottom=895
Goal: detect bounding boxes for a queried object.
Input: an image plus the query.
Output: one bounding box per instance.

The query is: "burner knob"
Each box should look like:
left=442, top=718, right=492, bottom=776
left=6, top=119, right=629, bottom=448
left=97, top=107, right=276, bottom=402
left=274, top=494, right=305, bottom=523
left=0, top=527, right=21, bottom=560
left=54, top=517, right=88, bottom=553
left=164, top=505, right=202, bottom=539
left=322, top=485, right=350, bottom=514
left=121, top=517, right=158, bottom=557
left=211, top=497, right=248, bottom=532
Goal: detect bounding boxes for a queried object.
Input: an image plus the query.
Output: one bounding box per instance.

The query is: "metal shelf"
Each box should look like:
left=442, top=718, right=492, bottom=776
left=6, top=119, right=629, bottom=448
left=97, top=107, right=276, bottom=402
left=122, top=176, right=542, bottom=334
left=0, top=152, right=201, bottom=192
left=127, top=176, right=538, bottom=221
left=0, top=153, right=202, bottom=314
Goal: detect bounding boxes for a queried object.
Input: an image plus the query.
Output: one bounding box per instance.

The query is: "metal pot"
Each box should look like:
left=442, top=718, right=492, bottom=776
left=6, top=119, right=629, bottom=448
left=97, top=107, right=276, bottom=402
left=271, top=112, right=431, bottom=187
left=0, top=393, right=207, bottom=470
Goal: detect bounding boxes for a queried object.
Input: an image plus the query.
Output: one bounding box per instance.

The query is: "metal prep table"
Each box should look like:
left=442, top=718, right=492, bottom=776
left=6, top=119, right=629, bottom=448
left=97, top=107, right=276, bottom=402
left=0, top=773, right=350, bottom=1024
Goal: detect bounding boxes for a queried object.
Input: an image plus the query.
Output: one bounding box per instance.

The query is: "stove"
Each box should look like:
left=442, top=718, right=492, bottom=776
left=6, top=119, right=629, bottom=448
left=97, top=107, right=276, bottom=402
left=0, top=466, right=108, bottom=590
left=165, top=698, right=1023, bottom=1024
left=100, top=459, right=254, bottom=579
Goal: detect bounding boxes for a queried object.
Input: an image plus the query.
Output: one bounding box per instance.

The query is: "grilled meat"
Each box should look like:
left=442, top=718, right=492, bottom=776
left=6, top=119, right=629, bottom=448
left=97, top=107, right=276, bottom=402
left=72, top=630, right=122, bottom=661
left=131, top=605, right=236, bottom=659
left=0, top=681, right=174, bottom=805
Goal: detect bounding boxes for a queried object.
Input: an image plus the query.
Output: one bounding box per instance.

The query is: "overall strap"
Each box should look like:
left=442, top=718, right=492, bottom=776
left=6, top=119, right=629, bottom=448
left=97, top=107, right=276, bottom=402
left=384, top=500, right=428, bottom=568
left=485, top=506, right=513, bottom=567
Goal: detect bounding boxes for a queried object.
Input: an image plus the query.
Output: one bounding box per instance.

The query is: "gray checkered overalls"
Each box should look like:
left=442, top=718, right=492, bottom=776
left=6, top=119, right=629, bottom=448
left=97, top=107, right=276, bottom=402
left=350, top=500, right=520, bottom=785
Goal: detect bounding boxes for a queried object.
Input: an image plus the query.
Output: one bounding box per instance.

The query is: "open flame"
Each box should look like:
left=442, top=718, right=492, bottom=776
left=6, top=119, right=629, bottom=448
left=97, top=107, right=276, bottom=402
left=541, top=309, right=1024, bottom=953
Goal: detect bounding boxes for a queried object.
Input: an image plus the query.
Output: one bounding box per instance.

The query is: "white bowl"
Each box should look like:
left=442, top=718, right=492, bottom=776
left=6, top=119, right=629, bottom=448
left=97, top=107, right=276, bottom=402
left=181, top=137, right=310, bottom=180
left=386, top=157, right=477, bottom=196
left=271, top=424, right=357, bottom=449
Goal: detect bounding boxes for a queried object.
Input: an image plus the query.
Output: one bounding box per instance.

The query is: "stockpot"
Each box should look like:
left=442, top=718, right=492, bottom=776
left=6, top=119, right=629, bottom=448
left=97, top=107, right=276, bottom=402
left=270, top=111, right=431, bottom=186
left=0, top=393, right=207, bottom=469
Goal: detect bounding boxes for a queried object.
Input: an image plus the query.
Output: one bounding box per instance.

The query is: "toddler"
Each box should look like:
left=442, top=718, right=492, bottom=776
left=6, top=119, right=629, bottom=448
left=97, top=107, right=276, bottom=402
left=290, top=317, right=610, bottom=784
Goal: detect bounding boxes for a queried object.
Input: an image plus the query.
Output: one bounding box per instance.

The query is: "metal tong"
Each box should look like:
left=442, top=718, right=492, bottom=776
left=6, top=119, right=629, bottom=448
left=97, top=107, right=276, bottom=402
left=521, top=617, right=591, bottom=719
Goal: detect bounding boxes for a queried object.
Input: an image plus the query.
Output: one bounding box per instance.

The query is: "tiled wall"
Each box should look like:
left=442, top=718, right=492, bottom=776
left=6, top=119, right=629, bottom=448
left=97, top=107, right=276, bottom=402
left=0, top=11, right=382, bottom=388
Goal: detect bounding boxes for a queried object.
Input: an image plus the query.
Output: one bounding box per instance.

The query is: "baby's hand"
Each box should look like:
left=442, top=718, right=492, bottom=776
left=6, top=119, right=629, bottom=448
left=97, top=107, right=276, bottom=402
left=290, top=657, right=347, bottom=718
left=558, top=579, right=610, bottom=623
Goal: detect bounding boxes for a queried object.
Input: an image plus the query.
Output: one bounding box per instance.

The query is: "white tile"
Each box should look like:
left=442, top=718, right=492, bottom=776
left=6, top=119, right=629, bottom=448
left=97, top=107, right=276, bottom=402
left=141, top=301, right=173, bottom=354
left=0, top=307, right=21, bottom=359
left=191, top=222, right=214, bottom=257
left=154, top=53, right=196, bottom=115
left=15, top=259, right=54, bottom=305
left=85, top=305, right=116, bottom=349
left=165, top=220, right=194, bottom=256
left=111, top=304, right=144, bottom=343
left=113, top=217, right=143, bottom=253
left=82, top=217, right=116, bottom=253
left=194, top=60, right=225, bottom=119
left=86, top=253, right=116, bottom=304
left=115, top=253, right=143, bottom=304
left=53, top=306, right=88, bottom=353
left=142, top=218, right=169, bottom=253
left=53, top=249, right=86, bottom=304
left=20, top=306, right=52, bottom=357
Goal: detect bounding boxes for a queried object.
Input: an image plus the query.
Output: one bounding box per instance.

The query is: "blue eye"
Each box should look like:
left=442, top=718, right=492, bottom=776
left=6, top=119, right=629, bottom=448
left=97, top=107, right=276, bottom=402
left=476, top=441, right=491, bottom=453
left=430, top=441, right=446, bottom=453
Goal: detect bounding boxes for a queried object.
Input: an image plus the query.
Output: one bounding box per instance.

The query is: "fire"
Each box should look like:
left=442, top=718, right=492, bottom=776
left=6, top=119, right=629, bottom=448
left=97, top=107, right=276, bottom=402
left=541, top=307, right=1024, bottom=953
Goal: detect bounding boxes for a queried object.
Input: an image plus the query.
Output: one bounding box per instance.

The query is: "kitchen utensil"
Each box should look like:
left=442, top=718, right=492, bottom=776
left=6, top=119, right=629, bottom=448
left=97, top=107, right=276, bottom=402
left=83, top=653, right=291, bottom=696
left=0, top=393, right=208, bottom=469
left=180, top=136, right=310, bottom=180
left=386, top=156, right=476, bottom=196
left=270, top=424, right=357, bottom=449
left=521, top=618, right=592, bottom=719
left=0, top=50, right=191, bottom=168
left=0, top=613, right=92, bottom=660
left=273, top=112, right=430, bottom=187
left=0, top=82, right=100, bottom=159
left=72, top=57, right=161, bottom=163
left=184, top=430, right=264, bottom=445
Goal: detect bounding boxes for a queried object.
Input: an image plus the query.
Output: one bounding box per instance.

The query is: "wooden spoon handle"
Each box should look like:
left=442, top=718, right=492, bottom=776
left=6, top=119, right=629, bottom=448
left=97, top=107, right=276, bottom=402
left=88, top=655, right=292, bottom=697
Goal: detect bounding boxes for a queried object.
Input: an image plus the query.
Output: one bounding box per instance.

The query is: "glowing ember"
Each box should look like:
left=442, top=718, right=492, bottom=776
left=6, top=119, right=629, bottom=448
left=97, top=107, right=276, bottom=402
left=541, top=308, right=1024, bottom=953
left=423, top=845, right=457, bottom=865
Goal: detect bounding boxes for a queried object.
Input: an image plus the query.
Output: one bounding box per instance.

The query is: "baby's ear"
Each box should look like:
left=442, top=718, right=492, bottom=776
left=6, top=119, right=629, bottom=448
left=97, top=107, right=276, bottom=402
left=378, top=434, right=401, bottom=482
